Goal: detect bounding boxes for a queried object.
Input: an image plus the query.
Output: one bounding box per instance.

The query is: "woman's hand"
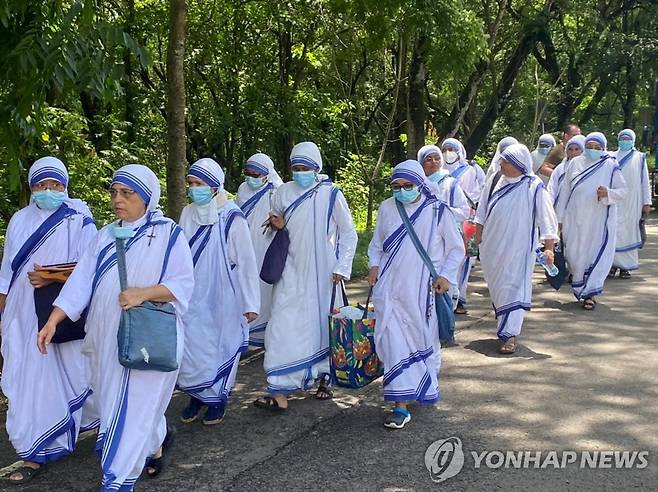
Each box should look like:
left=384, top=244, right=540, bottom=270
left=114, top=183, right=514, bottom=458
left=543, top=249, right=555, bottom=266
left=642, top=205, right=651, bottom=216
left=244, top=312, right=258, bottom=323
left=596, top=186, right=608, bottom=200
left=119, top=288, right=146, bottom=310
left=433, top=277, right=450, bottom=294
left=28, top=265, right=53, bottom=289
left=367, top=266, right=379, bottom=287
left=37, top=322, right=57, bottom=354
left=332, top=273, right=345, bottom=284
left=268, top=212, right=285, bottom=231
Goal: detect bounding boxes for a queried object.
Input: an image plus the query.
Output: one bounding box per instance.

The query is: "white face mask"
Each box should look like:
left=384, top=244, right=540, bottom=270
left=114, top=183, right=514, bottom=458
left=443, top=151, right=459, bottom=164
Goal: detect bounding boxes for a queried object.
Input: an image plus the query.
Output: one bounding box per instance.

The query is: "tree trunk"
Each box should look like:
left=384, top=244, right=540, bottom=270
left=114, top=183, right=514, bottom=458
left=123, top=0, right=137, bottom=144
left=79, top=91, right=112, bottom=153
left=166, top=0, right=187, bottom=221
left=463, top=1, right=555, bottom=155
left=406, top=33, right=428, bottom=159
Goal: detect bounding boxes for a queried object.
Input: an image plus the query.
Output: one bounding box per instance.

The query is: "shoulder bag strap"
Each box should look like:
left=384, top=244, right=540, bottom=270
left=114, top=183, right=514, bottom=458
left=115, top=238, right=129, bottom=292
left=395, top=199, right=439, bottom=280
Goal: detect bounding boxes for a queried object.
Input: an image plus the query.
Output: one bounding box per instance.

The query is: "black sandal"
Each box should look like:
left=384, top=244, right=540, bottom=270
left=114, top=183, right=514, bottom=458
left=583, top=298, right=596, bottom=310
left=144, top=425, right=176, bottom=478
left=8, top=464, right=42, bottom=484
left=619, top=270, right=631, bottom=279
left=315, top=374, right=334, bottom=400
left=253, top=396, right=287, bottom=412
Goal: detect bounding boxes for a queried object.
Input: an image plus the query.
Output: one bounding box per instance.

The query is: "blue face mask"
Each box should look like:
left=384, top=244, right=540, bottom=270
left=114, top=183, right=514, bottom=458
left=585, top=149, right=604, bottom=161
left=188, top=186, right=214, bottom=205
left=393, top=187, right=420, bottom=203
left=618, top=140, right=633, bottom=152
left=32, top=190, right=66, bottom=210
left=108, top=222, right=137, bottom=239
left=427, top=170, right=449, bottom=183
left=538, top=147, right=551, bottom=156
left=292, top=171, right=317, bottom=189
left=246, top=176, right=267, bottom=189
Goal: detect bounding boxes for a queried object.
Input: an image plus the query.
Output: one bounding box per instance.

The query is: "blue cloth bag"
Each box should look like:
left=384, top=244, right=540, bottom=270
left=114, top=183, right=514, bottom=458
left=115, top=238, right=178, bottom=372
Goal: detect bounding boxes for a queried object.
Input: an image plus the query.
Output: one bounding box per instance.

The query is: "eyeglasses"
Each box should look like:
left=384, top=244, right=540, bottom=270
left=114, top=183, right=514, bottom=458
left=32, top=182, right=65, bottom=192
left=109, top=188, right=137, bottom=199
left=391, top=183, right=416, bottom=192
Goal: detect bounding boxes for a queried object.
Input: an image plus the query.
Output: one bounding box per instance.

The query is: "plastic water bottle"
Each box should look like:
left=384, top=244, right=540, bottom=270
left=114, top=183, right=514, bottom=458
left=536, top=248, right=559, bottom=277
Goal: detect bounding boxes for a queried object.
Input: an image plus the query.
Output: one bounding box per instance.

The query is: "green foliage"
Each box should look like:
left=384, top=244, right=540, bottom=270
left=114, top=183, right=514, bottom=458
left=352, top=229, right=374, bottom=279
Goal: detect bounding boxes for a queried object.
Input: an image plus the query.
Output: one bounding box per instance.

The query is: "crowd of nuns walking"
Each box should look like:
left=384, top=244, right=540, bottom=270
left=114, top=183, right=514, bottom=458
left=0, top=123, right=650, bottom=489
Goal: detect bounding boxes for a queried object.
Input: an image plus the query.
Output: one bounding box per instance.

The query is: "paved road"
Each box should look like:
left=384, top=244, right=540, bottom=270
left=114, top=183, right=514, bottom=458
left=1, top=218, right=658, bottom=491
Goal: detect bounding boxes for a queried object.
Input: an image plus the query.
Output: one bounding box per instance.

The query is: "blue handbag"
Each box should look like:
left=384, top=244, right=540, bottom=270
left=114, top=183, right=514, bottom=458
left=115, top=238, right=178, bottom=372
left=395, top=200, right=456, bottom=345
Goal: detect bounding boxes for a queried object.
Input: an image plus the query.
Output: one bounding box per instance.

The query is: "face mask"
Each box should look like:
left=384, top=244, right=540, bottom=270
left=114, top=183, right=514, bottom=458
left=292, top=170, right=317, bottom=189
left=618, top=140, right=633, bottom=152
left=443, top=151, right=459, bottom=164
left=246, top=176, right=267, bottom=189
left=585, top=149, right=604, bottom=161
left=428, top=170, right=449, bottom=183
left=538, top=147, right=551, bottom=155
left=188, top=186, right=214, bottom=205
left=393, top=187, right=420, bottom=203
left=108, top=222, right=137, bottom=239
left=32, top=190, right=66, bottom=210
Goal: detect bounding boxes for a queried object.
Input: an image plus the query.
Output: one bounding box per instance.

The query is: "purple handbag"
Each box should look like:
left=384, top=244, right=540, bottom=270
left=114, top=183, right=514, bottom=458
left=259, top=229, right=290, bottom=285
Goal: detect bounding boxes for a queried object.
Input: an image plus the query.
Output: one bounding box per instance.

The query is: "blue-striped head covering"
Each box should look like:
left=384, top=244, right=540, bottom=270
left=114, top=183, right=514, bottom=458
left=618, top=128, right=636, bottom=142
left=391, top=159, right=434, bottom=198
left=417, top=144, right=443, bottom=166
left=245, top=153, right=283, bottom=186
left=290, top=141, right=322, bottom=171
left=28, top=156, right=69, bottom=188
left=187, top=158, right=224, bottom=190
left=500, top=143, right=533, bottom=175
left=441, top=138, right=467, bottom=163
left=112, top=164, right=161, bottom=211
left=565, top=135, right=586, bottom=153
left=538, top=134, right=556, bottom=147
left=585, top=131, right=607, bottom=150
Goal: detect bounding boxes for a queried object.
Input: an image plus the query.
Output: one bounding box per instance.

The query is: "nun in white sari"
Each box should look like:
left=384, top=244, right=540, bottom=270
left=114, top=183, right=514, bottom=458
left=254, top=141, right=357, bottom=411
left=235, top=153, right=283, bottom=347
left=475, top=144, right=558, bottom=354
left=38, top=164, right=194, bottom=491
left=0, top=157, right=97, bottom=483
left=177, top=158, right=260, bottom=425
left=486, top=136, right=519, bottom=179
left=441, top=137, right=480, bottom=314
left=610, top=129, right=651, bottom=277
left=531, top=134, right=557, bottom=183
left=547, top=135, right=586, bottom=207
left=555, top=132, right=627, bottom=309
left=367, top=160, right=463, bottom=429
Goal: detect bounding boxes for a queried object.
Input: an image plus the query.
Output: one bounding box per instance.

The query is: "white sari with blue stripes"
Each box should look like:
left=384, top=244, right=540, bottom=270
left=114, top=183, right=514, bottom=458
left=611, top=150, right=651, bottom=271
left=53, top=211, right=194, bottom=491
left=476, top=174, right=557, bottom=340
left=263, top=178, right=357, bottom=394
left=235, top=180, right=279, bottom=347
left=177, top=200, right=260, bottom=407
left=0, top=201, right=96, bottom=465
left=368, top=196, right=463, bottom=403
left=556, top=155, right=627, bottom=300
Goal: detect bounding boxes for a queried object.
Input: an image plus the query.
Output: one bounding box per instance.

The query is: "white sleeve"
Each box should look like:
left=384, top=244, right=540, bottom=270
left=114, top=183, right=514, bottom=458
left=331, top=191, right=358, bottom=279
left=435, top=208, right=465, bottom=285
left=536, top=187, right=559, bottom=241
left=554, top=169, right=573, bottom=223
left=641, top=155, right=652, bottom=206
left=449, top=180, right=471, bottom=222
left=367, top=205, right=387, bottom=268
left=53, top=235, right=101, bottom=321
left=459, top=167, right=480, bottom=203
left=227, top=215, right=260, bottom=315
left=159, top=226, right=195, bottom=315
left=601, top=167, right=627, bottom=206
left=0, top=214, right=19, bottom=295
left=474, top=176, right=492, bottom=226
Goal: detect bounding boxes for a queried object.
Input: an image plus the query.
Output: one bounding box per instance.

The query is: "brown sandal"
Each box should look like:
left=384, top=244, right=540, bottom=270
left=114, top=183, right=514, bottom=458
left=454, top=302, right=468, bottom=315
left=582, top=298, right=596, bottom=310
left=499, top=336, right=517, bottom=354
